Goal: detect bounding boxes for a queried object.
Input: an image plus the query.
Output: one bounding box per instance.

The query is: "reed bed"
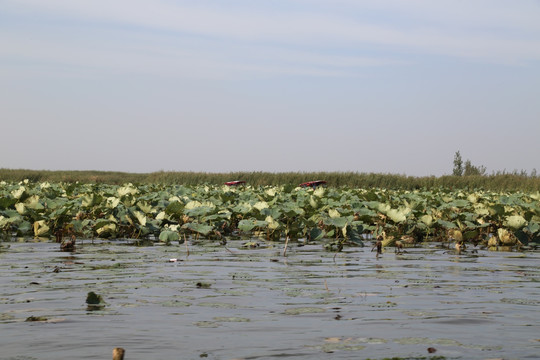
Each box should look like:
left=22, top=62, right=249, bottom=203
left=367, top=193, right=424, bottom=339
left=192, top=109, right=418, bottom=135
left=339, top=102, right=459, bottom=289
left=0, top=168, right=538, bottom=191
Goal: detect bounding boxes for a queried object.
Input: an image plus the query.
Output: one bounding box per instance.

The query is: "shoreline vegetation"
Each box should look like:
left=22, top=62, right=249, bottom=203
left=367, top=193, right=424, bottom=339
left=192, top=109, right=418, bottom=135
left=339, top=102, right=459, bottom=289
left=0, top=170, right=538, bottom=247
left=0, top=169, right=539, bottom=191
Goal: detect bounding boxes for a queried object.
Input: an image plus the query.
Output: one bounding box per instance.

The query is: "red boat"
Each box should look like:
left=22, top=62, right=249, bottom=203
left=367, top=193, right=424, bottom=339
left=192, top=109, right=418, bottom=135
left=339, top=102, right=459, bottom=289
left=224, top=180, right=246, bottom=186
left=299, top=180, right=327, bottom=188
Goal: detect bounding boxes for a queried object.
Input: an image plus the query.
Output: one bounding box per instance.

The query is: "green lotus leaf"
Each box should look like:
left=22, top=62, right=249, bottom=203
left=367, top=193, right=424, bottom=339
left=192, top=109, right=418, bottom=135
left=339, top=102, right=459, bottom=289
left=387, top=208, right=408, bottom=223
left=0, top=197, right=17, bottom=210
left=450, top=199, right=470, bottom=208
left=117, top=184, right=138, bottom=197
left=33, top=220, right=49, bottom=237
left=232, top=203, right=253, bottom=215
left=420, top=214, right=433, bottom=227
left=156, top=211, right=167, bottom=221
left=137, top=201, right=154, bottom=214
left=328, top=209, right=340, bottom=218
left=238, top=219, right=268, bottom=232
left=313, top=187, right=325, bottom=197
left=436, top=219, right=458, bottom=229
left=377, top=203, right=391, bottom=214
left=17, top=220, right=32, bottom=236
left=24, top=195, right=44, bottom=210
left=43, top=198, right=62, bottom=210
left=346, top=224, right=365, bottom=246
left=182, top=222, right=214, bottom=235
left=82, top=194, right=102, bottom=207
left=165, top=201, right=184, bottom=216
left=463, top=230, right=479, bottom=240
left=473, top=204, right=490, bottom=216
left=281, top=204, right=304, bottom=217
left=11, top=186, right=27, bottom=200
left=96, top=223, right=117, bottom=237
left=504, top=215, right=527, bottom=230
left=185, top=206, right=215, bottom=217
left=159, top=230, right=180, bottom=242
left=253, top=201, right=269, bottom=211
left=106, top=197, right=120, bottom=209
left=265, top=216, right=281, bottom=230
left=525, top=221, right=539, bottom=235
left=134, top=211, right=147, bottom=226
left=15, top=203, right=26, bottom=215
left=185, top=201, right=202, bottom=210
left=309, top=227, right=324, bottom=241
left=265, top=188, right=277, bottom=197
left=324, top=217, right=348, bottom=228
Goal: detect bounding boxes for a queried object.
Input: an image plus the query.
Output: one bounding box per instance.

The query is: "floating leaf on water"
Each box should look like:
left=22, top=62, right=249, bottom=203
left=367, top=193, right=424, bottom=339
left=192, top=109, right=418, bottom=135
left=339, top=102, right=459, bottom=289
left=198, top=302, right=238, bottom=309
left=25, top=315, right=48, bottom=322
left=193, top=321, right=220, bottom=328
left=86, top=291, right=104, bottom=305
left=161, top=300, right=192, bottom=307
left=212, top=317, right=250, bottom=322
left=283, top=307, right=326, bottom=315
left=500, top=298, right=539, bottom=306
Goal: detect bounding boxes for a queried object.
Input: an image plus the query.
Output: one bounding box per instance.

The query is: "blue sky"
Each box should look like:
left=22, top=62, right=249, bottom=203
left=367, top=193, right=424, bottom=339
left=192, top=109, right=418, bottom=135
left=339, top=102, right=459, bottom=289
left=1, top=0, right=539, bottom=176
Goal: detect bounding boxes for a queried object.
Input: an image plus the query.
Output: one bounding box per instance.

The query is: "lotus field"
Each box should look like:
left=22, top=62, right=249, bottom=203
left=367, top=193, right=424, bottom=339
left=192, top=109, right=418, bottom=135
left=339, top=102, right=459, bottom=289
left=1, top=180, right=539, bottom=250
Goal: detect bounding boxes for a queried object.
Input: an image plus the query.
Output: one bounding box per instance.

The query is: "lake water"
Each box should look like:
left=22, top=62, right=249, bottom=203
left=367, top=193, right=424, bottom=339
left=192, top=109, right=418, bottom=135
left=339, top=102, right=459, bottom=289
left=1, top=240, right=539, bottom=359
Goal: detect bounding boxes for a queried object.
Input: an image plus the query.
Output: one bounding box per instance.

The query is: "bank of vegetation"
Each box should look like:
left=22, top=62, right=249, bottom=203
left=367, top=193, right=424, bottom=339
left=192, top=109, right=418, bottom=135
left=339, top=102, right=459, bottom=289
left=0, top=169, right=538, bottom=192
left=0, top=180, right=538, bottom=249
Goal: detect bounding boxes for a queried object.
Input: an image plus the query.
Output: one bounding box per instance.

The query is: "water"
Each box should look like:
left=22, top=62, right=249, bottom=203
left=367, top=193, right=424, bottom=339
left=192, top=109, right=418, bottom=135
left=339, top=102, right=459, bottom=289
left=1, top=240, right=539, bottom=359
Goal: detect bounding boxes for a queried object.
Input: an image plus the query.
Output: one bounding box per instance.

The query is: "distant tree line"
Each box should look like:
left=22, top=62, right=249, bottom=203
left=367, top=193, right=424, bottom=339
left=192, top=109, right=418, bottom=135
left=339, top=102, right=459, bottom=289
left=453, top=150, right=537, bottom=178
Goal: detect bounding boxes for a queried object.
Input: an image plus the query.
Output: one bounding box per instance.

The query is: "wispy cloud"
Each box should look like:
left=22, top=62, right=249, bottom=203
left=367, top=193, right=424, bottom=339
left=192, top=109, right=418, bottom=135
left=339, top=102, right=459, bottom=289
left=2, top=0, right=540, bottom=81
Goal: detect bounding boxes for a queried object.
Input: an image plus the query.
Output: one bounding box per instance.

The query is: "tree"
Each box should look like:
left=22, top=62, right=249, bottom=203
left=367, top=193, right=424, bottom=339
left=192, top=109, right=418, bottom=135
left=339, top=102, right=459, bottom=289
left=463, top=160, right=487, bottom=176
left=453, top=151, right=463, bottom=176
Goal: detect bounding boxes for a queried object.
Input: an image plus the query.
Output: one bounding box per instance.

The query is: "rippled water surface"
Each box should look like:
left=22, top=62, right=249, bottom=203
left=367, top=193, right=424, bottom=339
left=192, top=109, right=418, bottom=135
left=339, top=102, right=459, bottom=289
left=1, top=240, right=539, bottom=360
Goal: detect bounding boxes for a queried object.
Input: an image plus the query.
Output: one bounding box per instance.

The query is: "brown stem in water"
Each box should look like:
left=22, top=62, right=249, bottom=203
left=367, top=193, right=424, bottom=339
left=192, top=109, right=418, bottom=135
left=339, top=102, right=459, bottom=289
left=112, top=347, right=125, bottom=360
left=184, top=233, right=190, bottom=257
left=283, top=236, right=289, bottom=257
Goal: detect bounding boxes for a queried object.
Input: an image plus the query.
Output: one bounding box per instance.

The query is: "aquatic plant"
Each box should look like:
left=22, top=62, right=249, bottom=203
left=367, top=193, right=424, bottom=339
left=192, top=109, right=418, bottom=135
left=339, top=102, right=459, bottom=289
left=0, top=180, right=538, bottom=250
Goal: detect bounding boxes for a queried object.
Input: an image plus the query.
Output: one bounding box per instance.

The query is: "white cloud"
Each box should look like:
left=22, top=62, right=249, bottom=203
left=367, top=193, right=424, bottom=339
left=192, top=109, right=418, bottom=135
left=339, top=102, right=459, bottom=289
left=1, top=0, right=539, bottom=84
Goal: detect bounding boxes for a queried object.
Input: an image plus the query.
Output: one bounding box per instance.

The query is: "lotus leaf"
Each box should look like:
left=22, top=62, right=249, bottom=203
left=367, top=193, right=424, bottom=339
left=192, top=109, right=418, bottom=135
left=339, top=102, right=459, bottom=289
left=159, top=230, right=180, bottom=242
left=253, top=201, right=269, bottom=211
left=386, top=208, right=408, bottom=223
left=420, top=214, right=433, bottom=227
left=436, top=219, right=458, bottom=229
left=134, top=211, right=147, bottom=226
left=182, top=222, right=214, bottom=235
left=117, top=184, right=138, bottom=197
left=328, top=209, right=340, bottom=218
left=238, top=219, right=268, bottom=232
left=165, top=201, right=184, bottom=216
left=265, top=216, right=280, bottom=230
left=504, top=215, right=527, bottom=230
left=33, top=220, right=49, bottom=237
left=15, top=203, right=25, bottom=215
left=0, top=197, right=17, bottom=210
left=313, top=187, right=325, bottom=197
left=11, top=186, right=26, bottom=200
left=96, top=223, right=117, bottom=237
left=324, top=217, right=348, bottom=229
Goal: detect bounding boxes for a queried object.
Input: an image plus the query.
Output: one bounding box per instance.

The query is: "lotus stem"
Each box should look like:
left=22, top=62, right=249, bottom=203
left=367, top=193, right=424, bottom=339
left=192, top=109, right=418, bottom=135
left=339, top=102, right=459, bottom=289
left=283, top=236, right=289, bottom=257
left=184, top=233, right=190, bottom=257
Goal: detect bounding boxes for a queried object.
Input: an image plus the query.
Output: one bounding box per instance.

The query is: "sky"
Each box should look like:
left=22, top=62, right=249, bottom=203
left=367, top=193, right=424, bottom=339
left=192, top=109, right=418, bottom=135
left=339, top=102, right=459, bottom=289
left=1, top=0, right=539, bottom=176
